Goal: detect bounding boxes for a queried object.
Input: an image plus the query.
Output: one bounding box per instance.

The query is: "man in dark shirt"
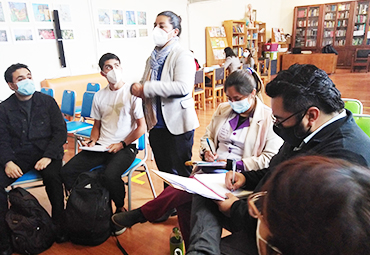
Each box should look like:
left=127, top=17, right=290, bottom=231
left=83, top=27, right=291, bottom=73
left=0, top=63, right=67, bottom=255
left=186, top=64, right=370, bottom=255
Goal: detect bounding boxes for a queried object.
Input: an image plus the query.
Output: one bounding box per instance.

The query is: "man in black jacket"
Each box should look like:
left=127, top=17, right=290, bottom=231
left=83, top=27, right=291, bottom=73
left=186, top=64, right=370, bottom=255
left=0, top=63, right=67, bottom=255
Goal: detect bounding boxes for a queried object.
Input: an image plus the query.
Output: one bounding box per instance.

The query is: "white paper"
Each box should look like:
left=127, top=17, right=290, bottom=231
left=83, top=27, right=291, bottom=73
left=79, top=145, right=109, bottom=152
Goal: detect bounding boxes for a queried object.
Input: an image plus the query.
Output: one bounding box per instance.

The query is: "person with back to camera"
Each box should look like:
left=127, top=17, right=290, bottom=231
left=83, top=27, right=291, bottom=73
left=223, top=47, right=242, bottom=74
left=112, top=68, right=283, bottom=248
left=130, top=11, right=199, bottom=221
left=186, top=64, right=370, bottom=255
left=251, top=155, right=370, bottom=255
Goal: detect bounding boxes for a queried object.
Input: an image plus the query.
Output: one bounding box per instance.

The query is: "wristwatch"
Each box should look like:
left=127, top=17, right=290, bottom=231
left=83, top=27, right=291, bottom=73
left=121, top=141, right=127, bottom=148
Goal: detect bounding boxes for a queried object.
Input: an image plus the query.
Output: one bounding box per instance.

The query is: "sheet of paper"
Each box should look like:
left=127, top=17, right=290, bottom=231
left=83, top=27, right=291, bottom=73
left=79, top=145, right=109, bottom=152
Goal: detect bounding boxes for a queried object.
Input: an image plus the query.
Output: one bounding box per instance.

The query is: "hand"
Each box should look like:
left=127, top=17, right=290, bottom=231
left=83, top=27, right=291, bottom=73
left=5, top=161, right=23, bottom=178
left=204, top=150, right=218, bottom=162
left=215, top=193, right=239, bottom=217
left=225, top=171, right=246, bottom=191
left=82, top=140, right=95, bottom=147
left=108, top=143, right=123, bottom=153
left=34, top=157, right=52, bottom=171
left=130, top=83, right=144, bottom=98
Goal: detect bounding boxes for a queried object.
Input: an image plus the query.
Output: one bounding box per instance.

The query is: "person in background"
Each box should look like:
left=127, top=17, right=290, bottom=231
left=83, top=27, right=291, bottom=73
left=223, top=47, right=241, bottom=74
left=191, top=50, right=201, bottom=71
left=186, top=64, right=370, bottom=255
left=240, top=48, right=255, bottom=70
left=61, top=53, right=146, bottom=235
left=0, top=63, right=67, bottom=255
left=253, top=155, right=370, bottom=255
left=112, top=69, right=283, bottom=248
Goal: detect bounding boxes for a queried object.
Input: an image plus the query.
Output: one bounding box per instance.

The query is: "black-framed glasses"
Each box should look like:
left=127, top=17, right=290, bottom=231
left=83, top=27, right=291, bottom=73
left=272, top=109, right=306, bottom=129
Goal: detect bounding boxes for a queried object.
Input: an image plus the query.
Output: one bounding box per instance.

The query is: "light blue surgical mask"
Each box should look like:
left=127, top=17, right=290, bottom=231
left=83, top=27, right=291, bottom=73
left=16, top=79, right=35, bottom=96
left=229, top=97, right=251, bottom=114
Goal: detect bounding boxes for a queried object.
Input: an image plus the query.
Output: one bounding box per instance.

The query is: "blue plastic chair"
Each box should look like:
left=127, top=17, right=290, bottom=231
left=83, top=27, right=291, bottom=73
left=41, top=87, right=54, bottom=97
left=75, top=83, right=101, bottom=115
left=61, top=90, right=76, bottom=121
left=10, top=169, right=43, bottom=190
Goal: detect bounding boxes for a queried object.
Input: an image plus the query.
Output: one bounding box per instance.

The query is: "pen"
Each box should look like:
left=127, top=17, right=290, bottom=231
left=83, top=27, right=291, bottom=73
left=87, top=140, right=93, bottom=145
left=232, top=159, right=236, bottom=185
left=206, top=138, right=214, bottom=155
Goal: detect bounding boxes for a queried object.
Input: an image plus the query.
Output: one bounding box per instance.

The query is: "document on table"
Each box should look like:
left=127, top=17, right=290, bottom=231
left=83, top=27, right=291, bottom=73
left=79, top=145, right=109, bottom=152
left=192, top=161, right=227, bottom=168
left=152, top=170, right=251, bottom=201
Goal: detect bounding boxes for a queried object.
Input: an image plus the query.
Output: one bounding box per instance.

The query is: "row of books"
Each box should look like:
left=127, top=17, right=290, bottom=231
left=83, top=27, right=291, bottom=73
left=355, top=14, right=368, bottom=23
left=232, top=35, right=244, bottom=46
left=209, top=27, right=226, bottom=38
left=232, top=24, right=244, bottom=33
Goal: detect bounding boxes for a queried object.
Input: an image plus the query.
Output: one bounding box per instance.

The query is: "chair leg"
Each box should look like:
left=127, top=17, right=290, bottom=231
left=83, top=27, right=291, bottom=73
left=144, top=165, right=157, bottom=199
left=201, top=93, right=206, bottom=111
left=128, top=172, right=132, bottom=211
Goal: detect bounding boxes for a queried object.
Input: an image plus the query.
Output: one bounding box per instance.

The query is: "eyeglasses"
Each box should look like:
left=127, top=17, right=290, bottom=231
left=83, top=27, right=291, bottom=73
left=248, top=192, right=283, bottom=255
left=272, top=109, right=306, bottom=129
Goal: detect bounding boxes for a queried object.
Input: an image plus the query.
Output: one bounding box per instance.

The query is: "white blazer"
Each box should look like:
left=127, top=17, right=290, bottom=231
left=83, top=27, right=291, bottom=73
left=141, top=42, right=200, bottom=135
left=200, top=98, right=283, bottom=170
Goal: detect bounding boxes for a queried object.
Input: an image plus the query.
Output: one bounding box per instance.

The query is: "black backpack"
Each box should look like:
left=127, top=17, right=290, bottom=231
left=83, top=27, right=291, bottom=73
left=322, top=44, right=338, bottom=55
left=5, top=187, right=56, bottom=255
left=65, top=168, right=113, bottom=246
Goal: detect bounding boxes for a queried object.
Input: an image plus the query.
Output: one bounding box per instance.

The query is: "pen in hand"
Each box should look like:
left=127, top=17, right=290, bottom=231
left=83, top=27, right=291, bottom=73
left=232, top=159, right=236, bottom=189
left=206, top=138, right=214, bottom=155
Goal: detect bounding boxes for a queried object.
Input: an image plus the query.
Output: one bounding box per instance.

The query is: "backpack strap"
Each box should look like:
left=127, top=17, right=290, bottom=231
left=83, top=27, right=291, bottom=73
left=112, top=234, right=129, bottom=255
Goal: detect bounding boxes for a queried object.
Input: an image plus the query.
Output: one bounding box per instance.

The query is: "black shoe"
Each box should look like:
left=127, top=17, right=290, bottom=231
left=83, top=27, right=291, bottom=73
left=111, top=208, right=147, bottom=228
left=0, top=245, right=12, bottom=255
left=153, top=208, right=177, bottom=223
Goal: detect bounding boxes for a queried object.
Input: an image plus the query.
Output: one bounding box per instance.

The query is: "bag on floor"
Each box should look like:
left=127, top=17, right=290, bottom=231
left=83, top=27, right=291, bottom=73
left=5, top=187, right=56, bottom=255
left=65, top=168, right=113, bottom=246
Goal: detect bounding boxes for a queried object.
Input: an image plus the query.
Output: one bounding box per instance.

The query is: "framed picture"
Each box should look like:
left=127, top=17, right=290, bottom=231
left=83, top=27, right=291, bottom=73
left=0, top=29, right=9, bottom=42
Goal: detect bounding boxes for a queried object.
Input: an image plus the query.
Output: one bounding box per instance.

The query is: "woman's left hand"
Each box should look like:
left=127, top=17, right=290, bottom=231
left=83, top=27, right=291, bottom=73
left=130, top=83, right=144, bottom=98
left=215, top=193, right=239, bottom=217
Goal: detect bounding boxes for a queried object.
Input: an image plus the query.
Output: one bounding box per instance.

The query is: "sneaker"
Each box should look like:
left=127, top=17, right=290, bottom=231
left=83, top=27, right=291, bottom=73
left=113, top=225, right=127, bottom=236
left=112, top=208, right=147, bottom=228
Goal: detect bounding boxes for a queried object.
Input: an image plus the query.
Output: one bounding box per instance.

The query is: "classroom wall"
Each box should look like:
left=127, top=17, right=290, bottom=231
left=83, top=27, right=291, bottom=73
left=0, top=0, right=189, bottom=100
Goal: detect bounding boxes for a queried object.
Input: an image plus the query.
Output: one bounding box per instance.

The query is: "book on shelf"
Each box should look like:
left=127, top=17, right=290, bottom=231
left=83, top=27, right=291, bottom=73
left=152, top=170, right=251, bottom=201
left=209, top=27, right=226, bottom=38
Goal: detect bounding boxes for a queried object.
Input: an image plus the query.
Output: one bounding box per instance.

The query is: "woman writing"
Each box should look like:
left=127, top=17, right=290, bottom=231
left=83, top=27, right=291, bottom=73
left=223, top=47, right=242, bottom=74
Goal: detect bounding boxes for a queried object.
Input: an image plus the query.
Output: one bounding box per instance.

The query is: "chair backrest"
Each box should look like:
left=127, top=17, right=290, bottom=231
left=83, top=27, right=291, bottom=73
left=86, top=83, right=100, bottom=92
left=356, top=49, right=370, bottom=59
left=353, top=114, right=370, bottom=138
left=194, top=70, right=204, bottom=85
left=214, top=67, right=225, bottom=81
left=61, top=90, right=76, bottom=118
left=41, top=87, right=54, bottom=97
left=137, top=133, right=146, bottom=151
left=80, top=91, right=95, bottom=118
left=343, top=98, right=363, bottom=114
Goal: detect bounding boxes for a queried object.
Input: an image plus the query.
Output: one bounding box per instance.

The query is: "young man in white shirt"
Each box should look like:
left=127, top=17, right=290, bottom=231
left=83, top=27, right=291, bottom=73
left=61, top=53, right=146, bottom=234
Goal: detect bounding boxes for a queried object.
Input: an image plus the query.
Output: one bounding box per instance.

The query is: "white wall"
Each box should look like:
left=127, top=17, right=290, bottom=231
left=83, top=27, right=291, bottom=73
left=0, top=0, right=189, bottom=100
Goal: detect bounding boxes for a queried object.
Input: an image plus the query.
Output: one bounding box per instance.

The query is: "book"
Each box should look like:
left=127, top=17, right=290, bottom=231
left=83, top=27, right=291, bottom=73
left=79, top=145, right=109, bottom=152
left=152, top=170, right=252, bottom=201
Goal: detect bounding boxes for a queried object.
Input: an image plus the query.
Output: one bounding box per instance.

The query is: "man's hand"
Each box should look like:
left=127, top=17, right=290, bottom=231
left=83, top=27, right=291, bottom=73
left=108, top=143, right=123, bottom=153
left=130, top=83, right=144, bottom=98
left=34, top=157, right=52, bottom=171
left=225, top=171, right=246, bottom=191
left=5, top=161, right=23, bottom=178
left=81, top=140, right=95, bottom=147
left=215, top=193, right=239, bottom=217
left=204, top=150, right=218, bottom=162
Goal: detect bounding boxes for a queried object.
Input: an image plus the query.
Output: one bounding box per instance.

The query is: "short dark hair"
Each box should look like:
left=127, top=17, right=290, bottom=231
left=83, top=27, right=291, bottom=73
left=4, top=63, right=31, bottom=83
left=98, top=53, right=120, bottom=70
left=263, top=155, right=370, bottom=255
left=224, top=47, right=236, bottom=58
left=265, top=64, right=344, bottom=114
left=224, top=69, right=261, bottom=95
left=157, top=11, right=182, bottom=37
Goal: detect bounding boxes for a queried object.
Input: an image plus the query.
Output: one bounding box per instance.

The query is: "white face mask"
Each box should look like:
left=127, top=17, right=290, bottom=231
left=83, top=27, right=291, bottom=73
left=229, top=97, right=251, bottom=114
left=106, top=68, right=123, bottom=85
left=256, top=219, right=281, bottom=255
left=243, top=51, right=250, bottom=58
left=152, top=26, right=173, bottom=47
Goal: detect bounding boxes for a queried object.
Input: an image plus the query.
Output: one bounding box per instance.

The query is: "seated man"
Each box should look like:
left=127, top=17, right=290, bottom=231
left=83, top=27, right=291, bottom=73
left=61, top=53, right=146, bottom=235
left=186, top=64, right=370, bottom=255
left=0, top=63, right=67, bottom=255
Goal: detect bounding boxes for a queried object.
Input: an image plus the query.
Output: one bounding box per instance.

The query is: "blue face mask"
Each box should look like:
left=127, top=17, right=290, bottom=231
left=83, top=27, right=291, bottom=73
left=16, top=79, right=35, bottom=96
left=229, top=97, right=251, bottom=114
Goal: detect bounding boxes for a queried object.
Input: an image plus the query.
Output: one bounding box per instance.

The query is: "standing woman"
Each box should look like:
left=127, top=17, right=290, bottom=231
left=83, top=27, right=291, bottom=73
left=131, top=11, right=199, bottom=179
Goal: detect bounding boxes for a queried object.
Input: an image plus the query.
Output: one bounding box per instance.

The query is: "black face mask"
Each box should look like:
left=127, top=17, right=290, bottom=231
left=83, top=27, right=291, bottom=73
left=273, top=115, right=311, bottom=147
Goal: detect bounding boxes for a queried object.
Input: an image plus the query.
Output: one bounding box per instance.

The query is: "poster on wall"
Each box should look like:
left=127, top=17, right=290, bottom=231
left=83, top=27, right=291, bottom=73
left=54, top=4, right=72, bottom=22
left=139, top=28, right=147, bottom=37
left=32, top=3, right=51, bottom=22
left=9, top=2, right=29, bottom=22
left=126, top=11, right=135, bottom=25
left=99, top=29, right=111, bottom=40
left=113, top=29, right=124, bottom=39
left=137, top=11, right=146, bottom=25
left=38, top=29, right=55, bottom=39
left=13, top=28, right=33, bottom=41
left=127, top=29, right=136, bottom=38
left=112, top=10, right=123, bottom=25
left=62, top=29, right=74, bottom=39
left=0, top=29, right=8, bottom=41
left=98, top=9, right=110, bottom=25
left=0, top=3, right=5, bottom=22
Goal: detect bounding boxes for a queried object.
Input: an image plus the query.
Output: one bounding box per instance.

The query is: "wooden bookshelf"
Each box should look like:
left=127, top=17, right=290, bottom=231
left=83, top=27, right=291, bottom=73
left=256, top=21, right=266, bottom=58
left=223, top=20, right=246, bottom=57
left=205, top=26, right=228, bottom=66
left=246, top=27, right=259, bottom=65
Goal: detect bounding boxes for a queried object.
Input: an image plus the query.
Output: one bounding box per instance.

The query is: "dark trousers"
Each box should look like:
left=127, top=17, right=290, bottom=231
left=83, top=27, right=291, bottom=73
left=149, top=128, right=194, bottom=178
left=61, top=144, right=137, bottom=209
left=0, top=153, right=64, bottom=246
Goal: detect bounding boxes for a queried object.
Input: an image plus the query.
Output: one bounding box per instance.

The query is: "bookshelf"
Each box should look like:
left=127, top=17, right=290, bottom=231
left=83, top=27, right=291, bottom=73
left=256, top=21, right=266, bottom=58
left=246, top=27, right=258, bottom=65
left=223, top=20, right=246, bottom=57
left=205, top=26, right=228, bottom=66
left=292, top=1, right=370, bottom=68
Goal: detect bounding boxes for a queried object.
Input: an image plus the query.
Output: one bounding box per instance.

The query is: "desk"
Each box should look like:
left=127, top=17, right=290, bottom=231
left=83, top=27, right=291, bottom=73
left=281, top=53, right=338, bottom=74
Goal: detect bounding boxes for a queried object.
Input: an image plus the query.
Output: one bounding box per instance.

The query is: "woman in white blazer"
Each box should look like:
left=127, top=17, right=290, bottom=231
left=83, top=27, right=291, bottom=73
left=131, top=11, right=199, bottom=179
